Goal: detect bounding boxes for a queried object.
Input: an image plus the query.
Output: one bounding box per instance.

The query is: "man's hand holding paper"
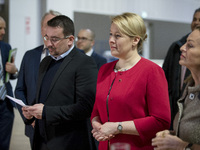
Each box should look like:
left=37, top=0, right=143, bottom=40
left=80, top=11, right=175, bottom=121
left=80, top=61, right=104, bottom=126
left=22, top=104, right=44, bottom=120
left=22, top=106, right=34, bottom=120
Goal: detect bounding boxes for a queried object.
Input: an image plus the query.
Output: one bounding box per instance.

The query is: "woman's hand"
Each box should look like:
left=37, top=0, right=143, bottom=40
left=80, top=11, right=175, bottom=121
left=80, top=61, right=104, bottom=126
left=92, top=118, right=102, bottom=132
left=91, top=117, right=116, bottom=141
left=93, top=122, right=117, bottom=141
left=91, top=117, right=105, bottom=141
left=99, top=122, right=118, bottom=138
left=152, top=130, right=188, bottom=150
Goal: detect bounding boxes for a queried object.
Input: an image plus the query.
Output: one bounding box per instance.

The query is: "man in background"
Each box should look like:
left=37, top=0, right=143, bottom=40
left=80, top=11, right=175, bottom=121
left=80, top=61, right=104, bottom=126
left=76, top=29, right=107, bottom=70
left=15, top=10, right=61, bottom=149
left=162, top=7, right=200, bottom=129
left=0, top=16, right=18, bottom=150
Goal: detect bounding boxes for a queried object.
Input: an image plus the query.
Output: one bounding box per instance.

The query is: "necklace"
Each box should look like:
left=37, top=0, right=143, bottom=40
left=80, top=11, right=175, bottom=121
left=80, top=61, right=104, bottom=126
left=114, top=57, right=141, bottom=72
left=114, top=68, right=128, bottom=72
left=114, top=65, right=133, bottom=72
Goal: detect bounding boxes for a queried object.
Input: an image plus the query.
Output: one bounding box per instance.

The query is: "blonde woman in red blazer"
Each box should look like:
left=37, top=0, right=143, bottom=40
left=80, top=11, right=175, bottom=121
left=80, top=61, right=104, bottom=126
left=91, top=13, right=171, bottom=150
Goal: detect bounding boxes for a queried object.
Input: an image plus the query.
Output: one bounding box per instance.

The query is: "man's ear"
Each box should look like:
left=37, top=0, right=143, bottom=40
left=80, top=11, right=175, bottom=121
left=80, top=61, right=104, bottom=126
left=91, top=40, right=95, bottom=47
left=68, top=36, right=75, bottom=45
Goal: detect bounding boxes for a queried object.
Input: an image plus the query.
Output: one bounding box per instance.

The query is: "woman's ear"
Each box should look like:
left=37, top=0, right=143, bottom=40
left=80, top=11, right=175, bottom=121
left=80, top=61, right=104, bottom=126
left=132, top=37, right=140, bottom=47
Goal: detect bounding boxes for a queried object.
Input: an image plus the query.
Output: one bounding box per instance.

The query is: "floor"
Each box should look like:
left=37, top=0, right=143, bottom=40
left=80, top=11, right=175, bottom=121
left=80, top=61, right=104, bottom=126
left=10, top=108, right=31, bottom=150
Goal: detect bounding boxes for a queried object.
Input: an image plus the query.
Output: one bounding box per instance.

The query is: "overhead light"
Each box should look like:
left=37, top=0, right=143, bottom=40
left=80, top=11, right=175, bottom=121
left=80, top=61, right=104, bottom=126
left=142, top=11, right=148, bottom=18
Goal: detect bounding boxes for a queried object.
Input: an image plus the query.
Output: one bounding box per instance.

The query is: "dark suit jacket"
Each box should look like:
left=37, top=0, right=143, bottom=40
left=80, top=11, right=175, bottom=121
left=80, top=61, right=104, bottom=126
left=33, top=47, right=98, bottom=150
left=0, top=41, right=15, bottom=150
left=91, top=51, right=107, bottom=70
left=15, top=45, right=44, bottom=138
left=0, top=41, right=15, bottom=103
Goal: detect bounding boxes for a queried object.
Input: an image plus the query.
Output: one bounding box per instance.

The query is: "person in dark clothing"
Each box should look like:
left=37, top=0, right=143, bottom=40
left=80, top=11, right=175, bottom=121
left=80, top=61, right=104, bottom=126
left=21, top=15, right=98, bottom=150
left=76, top=29, right=107, bottom=70
left=0, top=16, right=18, bottom=150
left=162, top=7, right=200, bottom=129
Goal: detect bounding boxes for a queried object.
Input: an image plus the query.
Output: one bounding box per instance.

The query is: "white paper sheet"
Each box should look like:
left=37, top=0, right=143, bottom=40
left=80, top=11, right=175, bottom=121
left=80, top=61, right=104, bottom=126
left=6, top=95, right=27, bottom=106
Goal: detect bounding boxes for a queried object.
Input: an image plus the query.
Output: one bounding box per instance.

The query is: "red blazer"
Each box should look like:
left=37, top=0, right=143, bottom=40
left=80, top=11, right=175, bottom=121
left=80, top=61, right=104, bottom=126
left=91, top=57, right=171, bottom=150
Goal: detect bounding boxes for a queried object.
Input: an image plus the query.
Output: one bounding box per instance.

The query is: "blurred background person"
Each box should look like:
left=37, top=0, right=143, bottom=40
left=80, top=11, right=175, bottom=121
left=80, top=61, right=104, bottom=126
left=152, top=26, right=200, bottom=150
left=0, top=16, right=18, bottom=150
left=76, top=28, right=107, bottom=70
left=91, top=12, right=171, bottom=150
left=15, top=10, right=61, bottom=149
left=162, top=7, right=200, bottom=129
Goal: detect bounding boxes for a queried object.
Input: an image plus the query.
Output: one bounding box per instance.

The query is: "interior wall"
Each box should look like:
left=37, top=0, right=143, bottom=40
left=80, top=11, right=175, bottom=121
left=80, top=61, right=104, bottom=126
left=148, top=20, right=190, bottom=59
left=9, top=0, right=41, bottom=88
left=72, top=0, right=198, bottom=24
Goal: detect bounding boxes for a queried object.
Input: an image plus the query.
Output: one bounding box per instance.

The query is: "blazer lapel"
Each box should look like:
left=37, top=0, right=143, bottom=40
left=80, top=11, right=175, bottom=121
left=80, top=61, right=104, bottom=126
left=34, top=46, right=44, bottom=83
left=0, top=43, right=8, bottom=71
left=36, top=56, right=52, bottom=103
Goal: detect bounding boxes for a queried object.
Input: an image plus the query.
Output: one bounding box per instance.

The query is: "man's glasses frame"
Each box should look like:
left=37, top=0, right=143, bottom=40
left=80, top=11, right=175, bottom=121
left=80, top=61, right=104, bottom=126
left=75, top=36, right=92, bottom=42
left=44, top=35, right=71, bottom=44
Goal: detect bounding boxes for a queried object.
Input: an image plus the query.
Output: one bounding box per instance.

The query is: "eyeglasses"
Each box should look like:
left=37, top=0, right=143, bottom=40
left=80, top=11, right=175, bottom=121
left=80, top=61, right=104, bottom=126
left=44, top=35, right=71, bottom=44
left=75, top=36, right=92, bottom=42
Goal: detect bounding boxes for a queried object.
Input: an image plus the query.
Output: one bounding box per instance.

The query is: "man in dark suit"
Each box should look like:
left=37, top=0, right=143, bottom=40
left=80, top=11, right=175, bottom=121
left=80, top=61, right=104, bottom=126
left=22, top=15, right=98, bottom=150
left=76, top=28, right=107, bottom=70
left=0, top=16, right=18, bottom=150
left=15, top=10, right=61, bottom=149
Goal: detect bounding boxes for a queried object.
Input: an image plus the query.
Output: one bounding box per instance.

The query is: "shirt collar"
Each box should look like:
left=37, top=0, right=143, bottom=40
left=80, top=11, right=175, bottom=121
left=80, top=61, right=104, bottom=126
left=43, top=46, right=48, bottom=54
left=86, top=48, right=93, bottom=56
left=50, top=45, right=74, bottom=61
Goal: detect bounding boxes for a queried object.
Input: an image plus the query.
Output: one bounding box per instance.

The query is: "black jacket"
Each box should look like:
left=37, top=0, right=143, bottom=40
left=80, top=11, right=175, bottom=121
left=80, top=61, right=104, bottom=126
left=33, top=47, right=98, bottom=150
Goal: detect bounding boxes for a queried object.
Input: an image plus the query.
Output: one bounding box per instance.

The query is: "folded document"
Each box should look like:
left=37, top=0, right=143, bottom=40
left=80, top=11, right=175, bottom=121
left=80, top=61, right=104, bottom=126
left=6, top=95, right=27, bottom=106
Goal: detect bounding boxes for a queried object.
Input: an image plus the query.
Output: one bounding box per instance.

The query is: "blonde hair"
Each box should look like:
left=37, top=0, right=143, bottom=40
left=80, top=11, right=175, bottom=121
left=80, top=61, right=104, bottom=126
left=111, top=12, right=147, bottom=51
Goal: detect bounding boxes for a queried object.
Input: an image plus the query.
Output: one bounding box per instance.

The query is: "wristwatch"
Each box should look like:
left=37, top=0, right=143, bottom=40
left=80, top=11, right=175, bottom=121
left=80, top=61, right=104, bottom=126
left=117, top=122, right=123, bottom=133
left=185, top=143, right=193, bottom=150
